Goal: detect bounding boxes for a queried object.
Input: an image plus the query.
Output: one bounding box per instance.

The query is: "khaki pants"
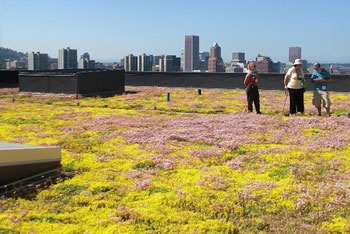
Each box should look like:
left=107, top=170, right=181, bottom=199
left=313, top=90, right=331, bottom=108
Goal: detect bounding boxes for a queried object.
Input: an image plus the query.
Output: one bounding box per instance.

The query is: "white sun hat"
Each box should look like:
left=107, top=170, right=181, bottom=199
left=293, top=59, right=303, bottom=66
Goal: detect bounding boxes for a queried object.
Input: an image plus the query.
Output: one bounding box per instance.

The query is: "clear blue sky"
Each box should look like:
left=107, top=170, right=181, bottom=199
left=0, top=0, right=349, bottom=63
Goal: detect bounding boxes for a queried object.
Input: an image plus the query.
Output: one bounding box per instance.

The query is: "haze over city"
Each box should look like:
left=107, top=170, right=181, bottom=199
left=0, top=0, right=349, bottom=63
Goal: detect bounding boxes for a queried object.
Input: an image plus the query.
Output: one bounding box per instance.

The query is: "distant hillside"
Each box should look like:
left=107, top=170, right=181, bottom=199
left=0, top=47, right=27, bottom=64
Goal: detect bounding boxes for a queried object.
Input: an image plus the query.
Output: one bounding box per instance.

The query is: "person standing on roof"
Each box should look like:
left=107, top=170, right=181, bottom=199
left=244, top=62, right=261, bottom=114
left=284, top=59, right=305, bottom=116
left=311, top=63, right=332, bottom=116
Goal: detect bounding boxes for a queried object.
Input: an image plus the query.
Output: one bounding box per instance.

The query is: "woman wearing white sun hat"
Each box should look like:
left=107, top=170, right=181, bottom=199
left=284, top=59, right=306, bottom=116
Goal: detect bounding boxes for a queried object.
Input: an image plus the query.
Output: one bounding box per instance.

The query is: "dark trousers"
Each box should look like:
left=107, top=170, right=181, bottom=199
left=246, top=86, right=260, bottom=113
left=288, top=88, right=304, bottom=114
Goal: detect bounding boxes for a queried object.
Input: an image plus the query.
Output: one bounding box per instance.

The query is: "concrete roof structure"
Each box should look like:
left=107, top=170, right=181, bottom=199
left=0, top=142, right=61, bottom=185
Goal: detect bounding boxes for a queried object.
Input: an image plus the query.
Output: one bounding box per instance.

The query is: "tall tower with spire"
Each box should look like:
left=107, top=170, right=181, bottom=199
left=208, top=42, right=225, bottom=72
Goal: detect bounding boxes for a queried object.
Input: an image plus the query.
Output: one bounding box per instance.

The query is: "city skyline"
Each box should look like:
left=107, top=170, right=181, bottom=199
left=0, top=0, right=349, bottom=63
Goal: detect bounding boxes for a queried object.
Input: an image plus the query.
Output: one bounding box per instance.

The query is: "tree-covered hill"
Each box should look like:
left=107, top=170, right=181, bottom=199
left=0, top=47, right=27, bottom=64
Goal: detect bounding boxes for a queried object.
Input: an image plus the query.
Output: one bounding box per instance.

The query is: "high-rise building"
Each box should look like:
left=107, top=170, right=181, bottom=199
left=137, top=53, right=152, bottom=72
left=89, top=60, right=96, bottom=69
left=153, top=55, right=162, bottom=66
left=184, top=35, right=199, bottom=72
left=80, top=52, right=90, bottom=61
left=159, top=55, right=165, bottom=72
left=272, top=61, right=281, bottom=74
left=255, top=56, right=270, bottom=73
left=78, top=59, right=95, bottom=69
left=78, top=52, right=95, bottom=69
left=58, top=47, right=77, bottom=69
left=78, top=59, right=85, bottom=69
left=172, top=57, right=181, bottom=72
left=289, top=47, right=301, bottom=63
left=208, top=42, right=225, bottom=73
left=255, top=54, right=280, bottom=73
left=198, top=51, right=209, bottom=71
left=232, top=53, right=246, bottom=63
left=199, top=51, right=209, bottom=61
left=226, top=52, right=246, bottom=73
left=159, top=55, right=181, bottom=72
left=28, top=52, right=49, bottom=71
left=48, top=58, right=58, bottom=70
left=124, top=54, right=137, bottom=71
left=149, top=55, right=154, bottom=67
left=152, top=55, right=164, bottom=71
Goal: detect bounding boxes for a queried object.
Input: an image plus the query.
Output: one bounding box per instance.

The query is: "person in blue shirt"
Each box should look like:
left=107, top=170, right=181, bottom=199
left=311, top=63, right=332, bottom=116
